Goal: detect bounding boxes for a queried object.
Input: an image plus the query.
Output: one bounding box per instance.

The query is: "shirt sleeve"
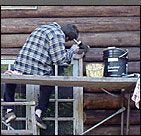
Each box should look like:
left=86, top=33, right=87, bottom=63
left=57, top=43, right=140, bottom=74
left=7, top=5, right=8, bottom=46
left=49, top=36, right=75, bottom=65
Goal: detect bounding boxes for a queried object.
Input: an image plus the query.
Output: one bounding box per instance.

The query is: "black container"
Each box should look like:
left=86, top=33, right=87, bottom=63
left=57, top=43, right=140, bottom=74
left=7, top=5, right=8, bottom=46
left=103, top=47, right=128, bottom=77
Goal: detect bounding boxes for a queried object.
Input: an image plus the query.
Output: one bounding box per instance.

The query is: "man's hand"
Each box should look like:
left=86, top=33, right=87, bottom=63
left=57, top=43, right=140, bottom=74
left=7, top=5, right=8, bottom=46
left=71, top=44, right=79, bottom=53
left=72, top=52, right=85, bottom=59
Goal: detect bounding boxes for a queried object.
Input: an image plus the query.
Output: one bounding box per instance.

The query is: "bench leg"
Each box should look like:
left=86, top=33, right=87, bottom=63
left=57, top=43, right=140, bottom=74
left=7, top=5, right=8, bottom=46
left=126, top=90, right=131, bottom=135
left=121, top=89, right=125, bottom=135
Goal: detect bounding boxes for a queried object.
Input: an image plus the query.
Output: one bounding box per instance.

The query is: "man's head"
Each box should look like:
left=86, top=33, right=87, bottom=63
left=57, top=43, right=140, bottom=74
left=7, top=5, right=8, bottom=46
left=61, top=24, right=79, bottom=42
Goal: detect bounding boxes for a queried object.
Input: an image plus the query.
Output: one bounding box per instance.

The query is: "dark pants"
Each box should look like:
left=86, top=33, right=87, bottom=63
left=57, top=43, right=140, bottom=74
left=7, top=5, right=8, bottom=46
left=3, top=84, right=54, bottom=115
left=3, top=70, right=55, bottom=115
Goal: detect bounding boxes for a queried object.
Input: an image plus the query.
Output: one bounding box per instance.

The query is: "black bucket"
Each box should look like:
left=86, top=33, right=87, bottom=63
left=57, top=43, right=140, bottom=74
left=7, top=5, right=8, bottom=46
left=103, top=47, right=128, bottom=77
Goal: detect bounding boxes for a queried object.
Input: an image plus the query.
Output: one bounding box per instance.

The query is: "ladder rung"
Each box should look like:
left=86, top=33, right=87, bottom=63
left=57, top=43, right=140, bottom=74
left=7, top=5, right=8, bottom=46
left=1, top=130, right=33, bottom=135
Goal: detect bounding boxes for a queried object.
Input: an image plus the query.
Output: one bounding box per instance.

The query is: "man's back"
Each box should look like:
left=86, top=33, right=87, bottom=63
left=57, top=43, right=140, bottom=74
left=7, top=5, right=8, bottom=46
left=14, top=22, right=65, bottom=75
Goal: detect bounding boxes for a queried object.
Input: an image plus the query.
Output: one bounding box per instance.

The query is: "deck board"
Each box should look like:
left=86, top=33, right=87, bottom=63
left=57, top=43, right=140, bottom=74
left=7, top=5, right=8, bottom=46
left=1, top=74, right=137, bottom=90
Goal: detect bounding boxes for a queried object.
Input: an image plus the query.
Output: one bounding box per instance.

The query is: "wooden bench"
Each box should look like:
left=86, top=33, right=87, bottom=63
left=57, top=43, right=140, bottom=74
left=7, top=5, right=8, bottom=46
left=1, top=74, right=138, bottom=135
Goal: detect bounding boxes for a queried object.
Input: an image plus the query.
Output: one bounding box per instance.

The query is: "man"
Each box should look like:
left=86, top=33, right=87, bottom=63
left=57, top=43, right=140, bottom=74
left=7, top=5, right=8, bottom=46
left=3, top=22, right=80, bottom=129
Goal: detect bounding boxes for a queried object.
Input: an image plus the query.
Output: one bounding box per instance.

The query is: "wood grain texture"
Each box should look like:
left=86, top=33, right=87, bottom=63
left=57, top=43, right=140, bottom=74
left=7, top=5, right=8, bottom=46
left=84, top=87, right=134, bottom=93
left=1, top=74, right=137, bottom=90
left=1, top=17, right=140, bottom=33
left=1, top=6, right=140, bottom=18
left=84, top=87, right=122, bottom=93
left=84, top=93, right=137, bottom=109
left=83, top=47, right=140, bottom=61
left=1, top=47, right=140, bottom=61
left=128, top=61, right=140, bottom=73
left=84, top=125, right=140, bottom=135
left=1, top=31, right=140, bottom=48
left=84, top=109, right=140, bottom=125
left=1, top=130, right=33, bottom=135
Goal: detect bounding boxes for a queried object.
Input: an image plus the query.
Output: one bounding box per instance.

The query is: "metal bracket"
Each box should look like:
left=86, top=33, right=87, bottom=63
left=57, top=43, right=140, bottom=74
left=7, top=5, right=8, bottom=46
left=101, top=88, right=118, bottom=97
left=2, top=120, right=15, bottom=130
left=80, top=107, right=126, bottom=135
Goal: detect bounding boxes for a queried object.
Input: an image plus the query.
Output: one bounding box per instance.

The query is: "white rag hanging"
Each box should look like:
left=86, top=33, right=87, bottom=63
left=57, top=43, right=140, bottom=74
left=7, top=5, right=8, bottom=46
left=131, top=76, right=140, bottom=109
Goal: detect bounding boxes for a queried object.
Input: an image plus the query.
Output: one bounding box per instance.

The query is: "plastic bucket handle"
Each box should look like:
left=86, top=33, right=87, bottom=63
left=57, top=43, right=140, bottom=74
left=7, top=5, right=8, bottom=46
left=118, top=51, right=128, bottom=58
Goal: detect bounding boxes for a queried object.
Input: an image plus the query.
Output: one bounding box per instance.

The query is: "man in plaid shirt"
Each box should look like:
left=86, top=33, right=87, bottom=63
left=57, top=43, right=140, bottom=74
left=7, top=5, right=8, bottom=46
left=3, top=22, right=80, bottom=129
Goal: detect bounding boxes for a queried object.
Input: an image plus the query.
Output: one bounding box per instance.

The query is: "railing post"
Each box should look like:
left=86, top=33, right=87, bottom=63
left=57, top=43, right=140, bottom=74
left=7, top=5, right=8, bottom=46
left=26, top=84, right=40, bottom=134
left=31, top=105, right=38, bottom=135
left=73, top=58, right=83, bottom=135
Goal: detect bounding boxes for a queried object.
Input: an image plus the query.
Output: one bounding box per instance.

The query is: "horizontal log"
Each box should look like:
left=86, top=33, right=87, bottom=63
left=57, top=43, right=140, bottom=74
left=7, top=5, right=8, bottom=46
left=78, top=31, right=140, bottom=47
left=84, top=110, right=140, bottom=125
left=1, top=48, right=21, bottom=55
left=1, top=47, right=140, bottom=61
left=83, top=61, right=140, bottom=74
left=84, top=125, right=140, bottom=135
left=1, top=17, right=140, bottom=33
left=84, top=87, right=135, bottom=93
left=84, top=87, right=122, bottom=93
left=84, top=93, right=137, bottom=109
left=1, top=31, right=140, bottom=48
left=1, top=6, right=140, bottom=18
left=84, top=47, right=140, bottom=61
left=128, top=61, right=140, bottom=73
left=1, top=34, right=28, bottom=48
left=1, top=74, right=137, bottom=90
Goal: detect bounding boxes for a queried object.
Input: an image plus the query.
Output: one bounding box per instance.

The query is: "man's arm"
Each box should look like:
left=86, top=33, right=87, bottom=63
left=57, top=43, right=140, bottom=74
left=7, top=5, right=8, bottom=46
left=49, top=37, right=78, bottom=65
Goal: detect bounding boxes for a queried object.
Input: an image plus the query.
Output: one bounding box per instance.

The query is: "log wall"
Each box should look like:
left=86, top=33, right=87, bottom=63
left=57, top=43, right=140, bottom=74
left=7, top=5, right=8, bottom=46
left=1, top=6, right=140, bottom=135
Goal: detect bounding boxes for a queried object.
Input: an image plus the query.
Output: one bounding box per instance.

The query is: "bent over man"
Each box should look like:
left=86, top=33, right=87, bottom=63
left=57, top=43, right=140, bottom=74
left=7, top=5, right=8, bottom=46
left=3, top=22, right=79, bottom=129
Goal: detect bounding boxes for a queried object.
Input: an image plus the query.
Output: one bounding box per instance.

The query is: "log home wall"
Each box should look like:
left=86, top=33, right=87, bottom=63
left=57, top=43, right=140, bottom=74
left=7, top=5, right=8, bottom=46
left=1, top=6, right=140, bottom=135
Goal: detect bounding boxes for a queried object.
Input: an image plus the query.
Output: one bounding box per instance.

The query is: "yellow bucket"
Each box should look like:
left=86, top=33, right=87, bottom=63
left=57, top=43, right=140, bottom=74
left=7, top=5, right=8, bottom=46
left=86, top=63, right=104, bottom=77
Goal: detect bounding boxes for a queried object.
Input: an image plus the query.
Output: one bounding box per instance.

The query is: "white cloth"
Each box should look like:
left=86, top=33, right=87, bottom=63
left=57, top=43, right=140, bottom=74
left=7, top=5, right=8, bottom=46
left=131, top=77, right=140, bottom=109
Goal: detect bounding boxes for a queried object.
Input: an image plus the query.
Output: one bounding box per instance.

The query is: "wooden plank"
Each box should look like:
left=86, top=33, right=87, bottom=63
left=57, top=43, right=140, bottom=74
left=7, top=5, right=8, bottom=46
left=78, top=31, right=140, bottom=47
left=1, top=47, right=140, bottom=61
left=84, top=110, right=140, bottom=125
left=128, top=61, right=140, bottom=73
left=84, top=87, right=122, bottom=93
left=1, top=34, right=28, bottom=48
left=83, top=93, right=137, bottom=109
left=1, top=6, right=140, bottom=18
left=1, top=6, right=37, bottom=10
left=73, top=59, right=83, bottom=134
left=31, top=106, right=38, bottom=135
left=84, top=87, right=137, bottom=93
left=1, top=101, right=36, bottom=106
left=1, top=48, right=21, bottom=55
left=83, top=61, right=140, bottom=74
left=1, top=74, right=137, bottom=90
left=1, top=130, right=33, bottom=135
left=83, top=125, right=140, bottom=135
left=1, top=31, right=140, bottom=48
left=26, top=85, right=39, bottom=132
left=1, top=17, right=140, bottom=34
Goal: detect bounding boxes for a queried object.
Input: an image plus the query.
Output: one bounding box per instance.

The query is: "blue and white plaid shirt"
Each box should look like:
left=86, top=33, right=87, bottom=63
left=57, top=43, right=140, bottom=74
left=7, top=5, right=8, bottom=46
left=14, top=22, right=75, bottom=75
